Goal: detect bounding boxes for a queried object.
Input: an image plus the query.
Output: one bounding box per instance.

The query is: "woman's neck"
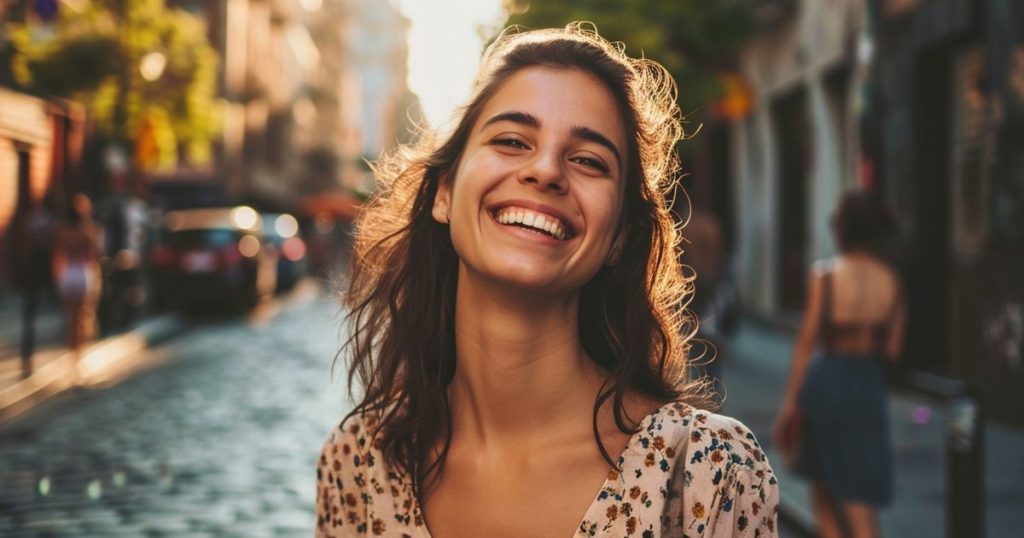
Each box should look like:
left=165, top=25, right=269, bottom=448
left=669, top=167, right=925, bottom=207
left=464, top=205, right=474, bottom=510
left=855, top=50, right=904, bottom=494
left=447, top=267, right=609, bottom=453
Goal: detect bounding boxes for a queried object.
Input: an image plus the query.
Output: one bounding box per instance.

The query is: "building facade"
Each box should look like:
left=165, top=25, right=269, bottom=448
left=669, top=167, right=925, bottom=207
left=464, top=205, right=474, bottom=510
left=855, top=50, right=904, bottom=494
left=169, top=0, right=413, bottom=201
left=726, top=0, right=1024, bottom=423
left=870, top=0, right=1024, bottom=422
left=729, top=0, right=866, bottom=318
left=0, top=89, right=86, bottom=290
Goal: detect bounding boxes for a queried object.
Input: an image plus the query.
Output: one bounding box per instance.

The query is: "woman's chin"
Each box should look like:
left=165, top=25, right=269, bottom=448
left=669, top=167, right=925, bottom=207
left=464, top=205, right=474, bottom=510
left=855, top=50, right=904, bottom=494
left=464, top=260, right=594, bottom=297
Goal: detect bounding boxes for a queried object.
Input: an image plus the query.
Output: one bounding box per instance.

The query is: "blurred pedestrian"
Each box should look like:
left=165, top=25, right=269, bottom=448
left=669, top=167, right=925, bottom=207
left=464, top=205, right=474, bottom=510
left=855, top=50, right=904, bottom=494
left=774, top=190, right=905, bottom=538
left=16, top=196, right=56, bottom=378
left=100, top=180, right=151, bottom=332
left=120, top=180, right=152, bottom=320
left=315, top=25, right=778, bottom=537
left=53, top=193, right=103, bottom=376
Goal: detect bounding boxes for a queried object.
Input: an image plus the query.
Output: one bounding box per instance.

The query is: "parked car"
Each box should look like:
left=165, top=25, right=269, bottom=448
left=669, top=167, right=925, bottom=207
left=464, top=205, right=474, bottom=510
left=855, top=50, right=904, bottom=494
left=260, top=212, right=308, bottom=291
left=149, top=206, right=277, bottom=311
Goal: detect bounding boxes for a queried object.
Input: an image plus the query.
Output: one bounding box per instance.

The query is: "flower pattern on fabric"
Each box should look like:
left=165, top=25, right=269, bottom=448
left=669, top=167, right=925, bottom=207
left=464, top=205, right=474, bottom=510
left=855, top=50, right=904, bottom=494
left=315, top=402, right=779, bottom=537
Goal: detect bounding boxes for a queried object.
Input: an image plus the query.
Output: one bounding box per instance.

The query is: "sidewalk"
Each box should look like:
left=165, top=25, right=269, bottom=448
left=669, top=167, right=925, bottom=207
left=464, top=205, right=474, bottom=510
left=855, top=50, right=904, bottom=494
left=718, top=319, right=1024, bottom=537
left=0, top=294, right=185, bottom=423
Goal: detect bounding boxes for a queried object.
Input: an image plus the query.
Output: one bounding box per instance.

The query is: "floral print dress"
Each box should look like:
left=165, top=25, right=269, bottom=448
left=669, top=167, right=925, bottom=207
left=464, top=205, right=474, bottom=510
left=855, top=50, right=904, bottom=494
left=316, top=402, right=779, bottom=537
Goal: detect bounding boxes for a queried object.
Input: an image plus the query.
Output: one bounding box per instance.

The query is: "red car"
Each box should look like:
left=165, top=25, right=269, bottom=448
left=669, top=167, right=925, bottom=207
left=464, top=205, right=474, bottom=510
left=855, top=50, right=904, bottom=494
left=149, top=207, right=277, bottom=311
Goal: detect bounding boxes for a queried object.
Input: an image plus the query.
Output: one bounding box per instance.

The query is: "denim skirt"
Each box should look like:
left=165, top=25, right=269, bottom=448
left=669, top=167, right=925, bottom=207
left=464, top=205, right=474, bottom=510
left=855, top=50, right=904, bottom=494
left=795, top=352, right=893, bottom=506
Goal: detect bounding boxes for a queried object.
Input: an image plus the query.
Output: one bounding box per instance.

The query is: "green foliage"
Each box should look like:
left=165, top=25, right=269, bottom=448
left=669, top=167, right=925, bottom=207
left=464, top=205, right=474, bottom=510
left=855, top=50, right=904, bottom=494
left=506, top=0, right=754, bottom=116
left=7, top=4, right=121, bottom=94
left=6, top=0, right=221, bottom=168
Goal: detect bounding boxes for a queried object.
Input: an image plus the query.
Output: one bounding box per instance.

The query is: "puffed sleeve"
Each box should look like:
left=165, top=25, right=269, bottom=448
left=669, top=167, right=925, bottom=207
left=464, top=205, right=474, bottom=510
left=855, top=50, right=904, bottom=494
left=679, top=409, right=780, bottom=537
left=315, top=418, right=369, bottom=536
left=709, top=463, right=779, bottom=537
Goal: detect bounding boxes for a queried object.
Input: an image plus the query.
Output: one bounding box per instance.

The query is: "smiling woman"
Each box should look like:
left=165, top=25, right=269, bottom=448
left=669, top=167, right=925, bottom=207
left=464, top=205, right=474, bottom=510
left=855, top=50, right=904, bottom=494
left=316, top=24, right=779, bottom=537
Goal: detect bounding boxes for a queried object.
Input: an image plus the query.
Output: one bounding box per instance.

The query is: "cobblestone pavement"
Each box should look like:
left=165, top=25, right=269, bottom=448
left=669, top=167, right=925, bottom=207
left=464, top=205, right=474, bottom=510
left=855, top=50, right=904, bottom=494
left=0, top=296, right=351, bottom=537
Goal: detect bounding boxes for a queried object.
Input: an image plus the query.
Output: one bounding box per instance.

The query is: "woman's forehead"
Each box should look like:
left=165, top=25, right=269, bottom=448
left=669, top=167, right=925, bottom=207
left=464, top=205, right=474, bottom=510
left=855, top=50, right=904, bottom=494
left=474, top=67, right=628, bottom=150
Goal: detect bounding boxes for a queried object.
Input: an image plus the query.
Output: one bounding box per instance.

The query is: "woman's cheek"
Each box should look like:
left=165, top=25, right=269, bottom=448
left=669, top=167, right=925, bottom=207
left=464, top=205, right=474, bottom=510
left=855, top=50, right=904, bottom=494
left=585, top=188, right=623, bottom=250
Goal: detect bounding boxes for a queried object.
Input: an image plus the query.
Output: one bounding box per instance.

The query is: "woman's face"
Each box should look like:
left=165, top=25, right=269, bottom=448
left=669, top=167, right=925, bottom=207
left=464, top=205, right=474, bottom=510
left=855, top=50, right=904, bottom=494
left=433, top=66, right=629, bottom=295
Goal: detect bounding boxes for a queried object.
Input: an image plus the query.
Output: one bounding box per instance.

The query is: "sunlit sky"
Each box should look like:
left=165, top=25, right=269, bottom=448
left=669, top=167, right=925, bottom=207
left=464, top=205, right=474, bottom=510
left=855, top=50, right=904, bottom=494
left=396, top=0, right=507, bottom=128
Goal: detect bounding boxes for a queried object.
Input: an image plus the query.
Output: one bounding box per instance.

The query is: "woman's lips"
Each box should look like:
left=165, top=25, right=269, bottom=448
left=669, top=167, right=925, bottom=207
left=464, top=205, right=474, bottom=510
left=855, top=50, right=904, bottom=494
left=492, top=206, right=571, bottom=240
left=487, top=200, right=576, bottom=241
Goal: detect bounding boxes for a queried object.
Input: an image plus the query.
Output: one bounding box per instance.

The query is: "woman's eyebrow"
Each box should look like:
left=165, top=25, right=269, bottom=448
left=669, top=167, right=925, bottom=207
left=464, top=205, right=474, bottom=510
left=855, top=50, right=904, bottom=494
left=482, top=111, right=539, bottom=129
left=570, top=126, right=622, bottom=165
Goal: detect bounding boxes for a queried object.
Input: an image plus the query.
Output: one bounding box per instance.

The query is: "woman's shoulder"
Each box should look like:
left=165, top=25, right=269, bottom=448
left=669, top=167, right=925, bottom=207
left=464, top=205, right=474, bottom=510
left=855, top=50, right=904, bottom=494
left=597, top=402, right=778, bottom=535
left=636, top=402, right=772, bottom=474
left=625, top=402, right=779, bottom=534
left=811, top=257, right=839, bottom=277
left=317, top=408, right=421, bottom=535
left=323, top=407, right=386, bottom=453
left=318, top=409, right=388, bottom=487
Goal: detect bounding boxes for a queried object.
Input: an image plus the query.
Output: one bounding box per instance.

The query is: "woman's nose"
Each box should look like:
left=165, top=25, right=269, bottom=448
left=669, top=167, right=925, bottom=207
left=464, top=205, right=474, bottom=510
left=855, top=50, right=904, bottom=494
left=518, top=151, right=567, bottom=193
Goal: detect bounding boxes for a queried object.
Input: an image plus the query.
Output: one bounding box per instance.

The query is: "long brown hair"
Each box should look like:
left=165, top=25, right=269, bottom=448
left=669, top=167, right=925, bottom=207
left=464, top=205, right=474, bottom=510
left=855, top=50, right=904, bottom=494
left=340, top=23, right=709, bottom=495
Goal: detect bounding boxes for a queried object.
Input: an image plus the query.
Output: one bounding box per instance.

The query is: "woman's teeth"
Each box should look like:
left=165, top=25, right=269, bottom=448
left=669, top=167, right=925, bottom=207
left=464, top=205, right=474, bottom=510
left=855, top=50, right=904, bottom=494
left=494, top=207, right=569, bottom=240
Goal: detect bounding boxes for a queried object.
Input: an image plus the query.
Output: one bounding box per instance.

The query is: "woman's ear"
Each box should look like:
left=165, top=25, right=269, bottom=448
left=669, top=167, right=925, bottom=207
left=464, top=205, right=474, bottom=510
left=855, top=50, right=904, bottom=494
left=431, top=179, right=452, bottom=224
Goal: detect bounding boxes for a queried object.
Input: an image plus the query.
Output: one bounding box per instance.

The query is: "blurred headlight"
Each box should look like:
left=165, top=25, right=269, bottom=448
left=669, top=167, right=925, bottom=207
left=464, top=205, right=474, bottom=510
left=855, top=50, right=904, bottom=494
left=238, top=235, right=261, bottom=258
left=231, top=206, right=259, bottom=230
left=275, top=214, right=299, bottom=238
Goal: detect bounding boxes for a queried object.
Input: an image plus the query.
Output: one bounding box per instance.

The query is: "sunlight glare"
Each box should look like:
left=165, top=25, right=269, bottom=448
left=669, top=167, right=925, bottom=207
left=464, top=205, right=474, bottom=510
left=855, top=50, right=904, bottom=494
left=397, top=0, right=506, bottom=128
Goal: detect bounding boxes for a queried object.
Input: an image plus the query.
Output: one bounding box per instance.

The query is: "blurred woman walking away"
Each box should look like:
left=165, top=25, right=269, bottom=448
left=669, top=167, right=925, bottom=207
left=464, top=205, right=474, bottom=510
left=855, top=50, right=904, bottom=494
left=53, top=193, right=103, bottom=379
left=774, top=190, right=905, bottom=538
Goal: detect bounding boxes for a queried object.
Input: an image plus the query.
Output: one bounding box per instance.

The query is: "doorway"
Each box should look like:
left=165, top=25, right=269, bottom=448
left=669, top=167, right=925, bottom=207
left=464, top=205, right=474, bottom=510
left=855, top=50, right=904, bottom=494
left=772, top=89, right=811, bottom=312
left=906, top=46, right=953, bottom=373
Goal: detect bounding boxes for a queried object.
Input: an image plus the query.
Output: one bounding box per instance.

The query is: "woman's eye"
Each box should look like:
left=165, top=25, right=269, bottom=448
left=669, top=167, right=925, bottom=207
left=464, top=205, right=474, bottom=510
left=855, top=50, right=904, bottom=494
left=572, top=156, right=610, bottom=174
left=493, top=137, right=528, bottom=149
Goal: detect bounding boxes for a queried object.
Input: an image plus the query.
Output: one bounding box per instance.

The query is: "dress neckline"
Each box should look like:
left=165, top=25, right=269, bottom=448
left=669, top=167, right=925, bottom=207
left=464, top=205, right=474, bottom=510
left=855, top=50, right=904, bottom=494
left=570, top=400, right=687, bottom=533
left=414, top=400, right=687, bottom=537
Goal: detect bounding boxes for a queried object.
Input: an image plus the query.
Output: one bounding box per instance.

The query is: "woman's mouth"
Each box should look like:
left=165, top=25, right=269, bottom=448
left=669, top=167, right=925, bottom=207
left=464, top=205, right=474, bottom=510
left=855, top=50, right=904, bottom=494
left=492, top=206, right=573, bottom=241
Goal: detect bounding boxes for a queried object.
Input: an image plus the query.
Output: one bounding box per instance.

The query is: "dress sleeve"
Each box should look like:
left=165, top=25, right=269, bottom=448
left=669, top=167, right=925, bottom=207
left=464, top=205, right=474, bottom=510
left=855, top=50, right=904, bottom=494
left=315, top=419, right=369, bottom=536
left=678, top=410, right=780, bottom=537
left=710, top=463, right=780, bottom=537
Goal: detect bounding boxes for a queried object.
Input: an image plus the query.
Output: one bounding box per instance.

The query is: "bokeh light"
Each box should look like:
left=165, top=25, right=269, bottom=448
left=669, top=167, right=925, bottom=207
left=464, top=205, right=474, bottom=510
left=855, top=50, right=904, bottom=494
left=274, top=214, right=299, bottom=238
left=139, top=51, right=167, bottom=82
left=230, top=206, right=258, bottom=230
left=238, top=235, right=261, bottom=258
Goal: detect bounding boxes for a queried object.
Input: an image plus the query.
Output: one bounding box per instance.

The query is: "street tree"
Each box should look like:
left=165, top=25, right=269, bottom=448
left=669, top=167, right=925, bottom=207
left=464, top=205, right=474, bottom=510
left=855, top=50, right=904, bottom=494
left=505, top=0, right=754, bottom=120
left=6, top=0, right=220, bottom=169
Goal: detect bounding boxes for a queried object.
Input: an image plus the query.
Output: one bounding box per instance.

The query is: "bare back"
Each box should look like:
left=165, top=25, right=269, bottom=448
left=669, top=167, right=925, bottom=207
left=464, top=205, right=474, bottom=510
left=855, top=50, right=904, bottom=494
left=57, top=222, right=100, bottom=262
left=817, top=254, right=904, bottom=358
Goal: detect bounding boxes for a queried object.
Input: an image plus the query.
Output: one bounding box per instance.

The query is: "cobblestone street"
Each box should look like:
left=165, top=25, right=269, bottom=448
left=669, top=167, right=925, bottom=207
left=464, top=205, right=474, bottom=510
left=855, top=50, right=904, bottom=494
left=0, top=295, right=351, bottom=537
